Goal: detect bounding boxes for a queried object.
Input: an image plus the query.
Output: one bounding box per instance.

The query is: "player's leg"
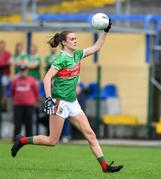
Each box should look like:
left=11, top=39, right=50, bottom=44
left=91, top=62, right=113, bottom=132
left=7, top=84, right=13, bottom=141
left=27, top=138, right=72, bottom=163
left=11, top=114, right=65, bottom=157
left=33, top=114, right=65, bottom=145
left=33, top=99, right=67, bottom=145
left=69, top=111, right=123, bottom=173
left=70, top=111, right=103, bottom=156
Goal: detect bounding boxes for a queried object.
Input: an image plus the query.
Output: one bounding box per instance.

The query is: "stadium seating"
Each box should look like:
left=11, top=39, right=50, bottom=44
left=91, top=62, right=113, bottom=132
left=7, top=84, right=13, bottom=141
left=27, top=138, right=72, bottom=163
left=156, top=117, right=161, bottom=134
left=38, top=0, right=117, bottom=14
left=0, top=0, right=118, bottom=22
left=100, top=84, right=138, bottom=126
left=102, top=114, right=138, bottom=125
left=85, top=82, right=99, bottom=99
left=100, top=83, right=118, bottom=100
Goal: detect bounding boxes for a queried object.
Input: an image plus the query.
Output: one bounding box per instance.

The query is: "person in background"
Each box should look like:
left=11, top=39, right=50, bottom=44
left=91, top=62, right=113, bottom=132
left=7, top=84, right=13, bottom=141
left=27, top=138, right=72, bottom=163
left=0, top=74, right=8, bottom=138
left=0, top=40, right=11, bottom=137
left=12, top=42, right=28, bottom=74
left=27, top=44, right=41, bottom=81
left=0, top=40, right=11, bottom=77
left=44, top=47, right=56, bottom=73
left=11, top=64, right=39, bottom=140
left=11, top=20, right=123, bottom=173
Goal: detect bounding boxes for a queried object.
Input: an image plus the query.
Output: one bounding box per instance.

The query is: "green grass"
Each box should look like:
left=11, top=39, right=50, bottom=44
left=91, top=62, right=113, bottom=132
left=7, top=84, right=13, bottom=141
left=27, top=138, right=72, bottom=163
left=0, top=141, right=161, bottom=179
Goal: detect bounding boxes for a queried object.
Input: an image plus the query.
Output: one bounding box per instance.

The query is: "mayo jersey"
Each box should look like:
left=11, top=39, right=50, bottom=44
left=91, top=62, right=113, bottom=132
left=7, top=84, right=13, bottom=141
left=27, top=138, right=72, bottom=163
left=51, top=50, right=84, bottom=102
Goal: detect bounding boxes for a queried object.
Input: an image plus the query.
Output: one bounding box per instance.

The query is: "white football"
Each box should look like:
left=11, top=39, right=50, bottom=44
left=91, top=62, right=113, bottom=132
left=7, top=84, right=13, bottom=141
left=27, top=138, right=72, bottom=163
left=91, top=13, right=109, bottom=30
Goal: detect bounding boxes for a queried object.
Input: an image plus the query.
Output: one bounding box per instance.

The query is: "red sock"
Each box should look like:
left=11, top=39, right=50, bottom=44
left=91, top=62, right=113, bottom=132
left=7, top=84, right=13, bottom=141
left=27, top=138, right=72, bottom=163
left=100, top=160, right=108, bottom=171
left=20, top=137, right=29, bottom=144
left=97, top=156, right=108, bottom=171
left=20, top=137, right=33, bottom=144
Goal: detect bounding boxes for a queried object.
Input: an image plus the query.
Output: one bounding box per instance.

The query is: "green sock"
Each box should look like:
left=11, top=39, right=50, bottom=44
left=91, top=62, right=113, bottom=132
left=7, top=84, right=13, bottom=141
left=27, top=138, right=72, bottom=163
left=28, top=137, right=34, bottom=144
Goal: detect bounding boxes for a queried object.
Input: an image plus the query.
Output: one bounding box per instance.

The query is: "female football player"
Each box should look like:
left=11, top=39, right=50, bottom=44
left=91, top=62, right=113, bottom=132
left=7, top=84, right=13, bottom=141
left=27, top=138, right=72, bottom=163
left=11, top=19, right=123, bottom=173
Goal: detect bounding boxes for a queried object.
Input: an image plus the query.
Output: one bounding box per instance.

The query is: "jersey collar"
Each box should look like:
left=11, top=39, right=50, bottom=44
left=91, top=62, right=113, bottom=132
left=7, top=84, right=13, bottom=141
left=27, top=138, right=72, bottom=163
left=61, top=50, right=75, bottom=57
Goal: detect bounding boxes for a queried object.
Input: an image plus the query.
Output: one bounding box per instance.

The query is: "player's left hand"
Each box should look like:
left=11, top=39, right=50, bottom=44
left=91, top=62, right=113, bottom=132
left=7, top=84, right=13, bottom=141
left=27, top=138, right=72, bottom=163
left=44, top=97, right=56, bottom=115
left=104, top=18, right=112, bottom=33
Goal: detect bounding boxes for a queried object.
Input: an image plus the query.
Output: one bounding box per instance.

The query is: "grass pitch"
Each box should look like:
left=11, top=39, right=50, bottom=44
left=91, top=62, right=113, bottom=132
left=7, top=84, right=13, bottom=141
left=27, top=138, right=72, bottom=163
left=0, top=141, right=160, bottom=179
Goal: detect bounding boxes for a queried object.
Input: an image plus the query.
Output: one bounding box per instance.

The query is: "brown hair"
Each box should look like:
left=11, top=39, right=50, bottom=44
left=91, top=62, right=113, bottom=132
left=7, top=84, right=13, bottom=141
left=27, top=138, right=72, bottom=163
left=14, top=42, right=23, bottom=56
left=48, top=30, right=73, bottom=49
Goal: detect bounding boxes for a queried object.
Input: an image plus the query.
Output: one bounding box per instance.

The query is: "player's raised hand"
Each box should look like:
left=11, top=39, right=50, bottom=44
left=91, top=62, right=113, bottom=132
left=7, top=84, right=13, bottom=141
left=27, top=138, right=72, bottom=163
left=104, top=18, right=112, bottom=33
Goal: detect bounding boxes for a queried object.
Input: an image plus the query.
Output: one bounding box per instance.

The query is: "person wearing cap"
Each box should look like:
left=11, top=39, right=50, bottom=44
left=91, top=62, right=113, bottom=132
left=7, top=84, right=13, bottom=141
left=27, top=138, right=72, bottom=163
left=11, top=64, right=39, bottom=140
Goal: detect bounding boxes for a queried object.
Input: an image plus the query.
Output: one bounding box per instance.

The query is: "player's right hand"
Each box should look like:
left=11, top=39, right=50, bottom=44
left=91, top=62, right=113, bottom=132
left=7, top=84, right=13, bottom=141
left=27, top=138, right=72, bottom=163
left=44, top=97, right=56, bottom=115
left=104, top=18, right=112, bottom=33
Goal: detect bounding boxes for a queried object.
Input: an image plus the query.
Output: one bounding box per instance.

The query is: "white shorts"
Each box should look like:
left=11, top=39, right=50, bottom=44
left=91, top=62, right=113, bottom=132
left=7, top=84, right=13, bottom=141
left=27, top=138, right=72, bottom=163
left=53, top=99, right=82, bottom=119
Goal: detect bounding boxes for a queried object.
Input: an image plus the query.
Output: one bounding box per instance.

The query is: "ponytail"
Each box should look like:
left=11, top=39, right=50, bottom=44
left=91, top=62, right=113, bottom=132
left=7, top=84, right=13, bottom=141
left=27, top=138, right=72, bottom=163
left=48, top=30, right=73, bottom=49
left=48, top=33, right=61, bottom=48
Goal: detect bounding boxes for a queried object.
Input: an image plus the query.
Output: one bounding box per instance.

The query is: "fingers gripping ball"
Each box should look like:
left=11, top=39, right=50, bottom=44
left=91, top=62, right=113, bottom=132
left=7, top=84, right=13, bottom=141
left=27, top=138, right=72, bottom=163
left=91, top=13, right=110, bottom=30
left=44, top=97, right=57, bottom=115
left=104, top=18, right=112, bottom=33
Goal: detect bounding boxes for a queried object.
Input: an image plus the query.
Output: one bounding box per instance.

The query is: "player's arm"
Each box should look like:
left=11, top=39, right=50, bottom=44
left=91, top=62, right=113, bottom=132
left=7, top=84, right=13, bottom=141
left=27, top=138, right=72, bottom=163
left=83, top=19, right=112, bottom=58
left=83, top=31, right=107, bottom=58
left=43, top=67, right=58, bottom=97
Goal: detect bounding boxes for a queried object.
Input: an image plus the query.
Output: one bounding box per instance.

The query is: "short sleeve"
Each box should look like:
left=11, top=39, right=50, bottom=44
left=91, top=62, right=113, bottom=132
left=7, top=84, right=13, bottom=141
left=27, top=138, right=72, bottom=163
left=51, top=57, right=63, bottom=70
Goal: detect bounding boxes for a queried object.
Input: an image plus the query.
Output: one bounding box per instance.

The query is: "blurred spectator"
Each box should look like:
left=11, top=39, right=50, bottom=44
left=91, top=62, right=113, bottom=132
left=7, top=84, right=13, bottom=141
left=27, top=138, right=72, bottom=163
left=44, top=48, right=56, bottom=72
left=0, top=40, right=11, bottom=77
left=28, top=44, right=41, bottom=81
left=12, top=42, right=28, bottom=74
left=0, top=75, right=5, bottom=138
left=11, top=64, right=39, bottom=140
left=0, top=76, right=2, bottom=138
left=0, top=40, right=11, bottom=137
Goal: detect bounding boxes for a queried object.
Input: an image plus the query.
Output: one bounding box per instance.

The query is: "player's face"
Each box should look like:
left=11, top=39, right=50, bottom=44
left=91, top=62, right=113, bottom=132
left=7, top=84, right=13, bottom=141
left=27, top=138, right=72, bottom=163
left=65, top=33, right=77, bottom=51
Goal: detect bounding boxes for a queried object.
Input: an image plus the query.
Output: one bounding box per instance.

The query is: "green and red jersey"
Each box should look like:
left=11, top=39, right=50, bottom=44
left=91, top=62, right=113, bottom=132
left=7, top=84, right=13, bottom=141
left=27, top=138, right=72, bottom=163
left=51, top=50, right=84, bottom=102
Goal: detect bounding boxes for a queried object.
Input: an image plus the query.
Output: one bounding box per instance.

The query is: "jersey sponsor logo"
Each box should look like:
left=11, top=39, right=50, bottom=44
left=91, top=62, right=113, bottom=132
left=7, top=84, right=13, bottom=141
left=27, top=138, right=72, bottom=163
left=57, top=63, right=80, bottom=78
